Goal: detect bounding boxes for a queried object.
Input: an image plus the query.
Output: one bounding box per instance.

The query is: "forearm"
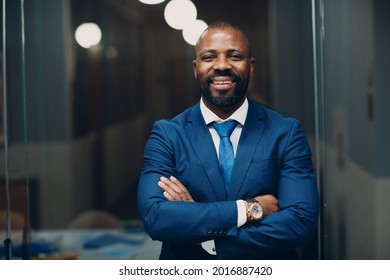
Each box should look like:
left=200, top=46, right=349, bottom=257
left=214, top=209, right=318, bottom=259
left=229, top=201, right=317, bottom=256
left=234, top=188, right=319, bottom=253
left=237, top=205, right=318, bottom=251
left=138, top=178, right=238, bottom=243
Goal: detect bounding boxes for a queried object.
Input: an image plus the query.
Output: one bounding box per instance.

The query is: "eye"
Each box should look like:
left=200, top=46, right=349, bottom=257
left=229, top=54, right=244, bottom=61
left=201, top=55, right=215, bottom=62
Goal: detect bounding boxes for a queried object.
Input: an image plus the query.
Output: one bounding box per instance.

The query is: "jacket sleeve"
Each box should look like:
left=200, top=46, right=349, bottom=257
left=137, top=120, right=238, bottom=244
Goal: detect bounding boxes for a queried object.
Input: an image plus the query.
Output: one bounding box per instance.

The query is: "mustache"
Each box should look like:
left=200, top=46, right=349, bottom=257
left=206, top=70, right=239, bottom=82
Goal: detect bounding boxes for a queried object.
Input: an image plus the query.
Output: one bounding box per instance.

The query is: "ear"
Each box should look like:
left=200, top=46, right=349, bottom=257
left=250, top=57, right=255, bottom=77
left=193, top=60, right=198, bottom=79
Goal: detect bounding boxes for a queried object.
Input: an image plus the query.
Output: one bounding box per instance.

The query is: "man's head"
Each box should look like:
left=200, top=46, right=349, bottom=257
left=193, top=21, right=255, bottom=118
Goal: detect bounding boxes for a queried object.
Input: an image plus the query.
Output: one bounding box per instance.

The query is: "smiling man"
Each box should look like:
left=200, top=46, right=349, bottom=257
left=137, top=21, right=319, bottom=260
left=193, top=23, right=253, bottom=115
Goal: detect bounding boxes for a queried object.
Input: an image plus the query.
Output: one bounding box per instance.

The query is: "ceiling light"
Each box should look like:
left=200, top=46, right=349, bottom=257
left=182, top=19, right=208, bottom=46
left=75, top=23, right=102, bottom=49
left=138, top=0, right=166, bottom=4
left=164, top=0, right=197, bottom=30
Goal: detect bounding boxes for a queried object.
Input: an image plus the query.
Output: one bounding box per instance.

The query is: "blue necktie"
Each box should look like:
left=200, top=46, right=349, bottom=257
left=212, top=121, right=238, bottom=192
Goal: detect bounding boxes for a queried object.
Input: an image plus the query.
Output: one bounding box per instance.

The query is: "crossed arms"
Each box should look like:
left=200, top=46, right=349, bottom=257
left=158, top=175, right=279, bottom=219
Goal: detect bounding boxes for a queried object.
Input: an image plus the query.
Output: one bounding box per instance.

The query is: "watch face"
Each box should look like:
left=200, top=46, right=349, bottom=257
left=251, top=204, right=263, bottom=219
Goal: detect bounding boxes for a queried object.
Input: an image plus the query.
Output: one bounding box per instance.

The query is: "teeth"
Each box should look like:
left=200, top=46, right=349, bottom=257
left=213, top=80, right=232, bottom=85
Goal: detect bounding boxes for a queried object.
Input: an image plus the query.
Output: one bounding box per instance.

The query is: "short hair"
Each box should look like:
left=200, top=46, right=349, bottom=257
left=195, top=20, right=252, bottom=57
left=205, top=20, right=243, bottom=33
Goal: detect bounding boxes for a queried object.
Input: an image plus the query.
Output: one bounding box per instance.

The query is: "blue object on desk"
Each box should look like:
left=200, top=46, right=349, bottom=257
left=83, top=233, right=143, bottom=250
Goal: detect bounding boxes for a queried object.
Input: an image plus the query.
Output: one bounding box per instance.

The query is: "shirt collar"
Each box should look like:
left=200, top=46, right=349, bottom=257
left=200, top=97, right=248, bottom=126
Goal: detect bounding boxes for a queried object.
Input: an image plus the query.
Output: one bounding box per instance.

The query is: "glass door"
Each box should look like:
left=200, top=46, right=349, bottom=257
left=313, top=0, right=390, bottom=259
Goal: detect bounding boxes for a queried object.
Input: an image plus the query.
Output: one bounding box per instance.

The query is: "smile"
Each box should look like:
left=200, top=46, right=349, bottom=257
left=212, top=80, right=233, bottom=85
left=210, top=78, right=236, bottom=91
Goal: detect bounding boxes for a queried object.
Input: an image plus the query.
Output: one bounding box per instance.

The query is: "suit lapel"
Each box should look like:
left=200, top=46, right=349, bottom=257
left=228, top=102, right=266, bottom=200
left=186, top=104, right=227, bottom=201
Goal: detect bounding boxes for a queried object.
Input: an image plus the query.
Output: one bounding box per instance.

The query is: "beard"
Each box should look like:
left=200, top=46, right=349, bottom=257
left=199, top=71, right=249, bottom=108
left=201, top=89, right=245, bottom=108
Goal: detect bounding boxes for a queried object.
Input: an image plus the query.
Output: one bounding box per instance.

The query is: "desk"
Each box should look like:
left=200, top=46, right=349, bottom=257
left=0, top=228, right=161, bottom=260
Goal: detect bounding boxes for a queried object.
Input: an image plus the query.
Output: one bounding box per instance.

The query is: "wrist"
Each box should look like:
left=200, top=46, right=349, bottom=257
left=245, top=198, right=263, bottom=223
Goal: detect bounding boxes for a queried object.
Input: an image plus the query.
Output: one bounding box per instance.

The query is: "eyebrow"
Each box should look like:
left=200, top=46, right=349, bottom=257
left=199, top=48, right=244, bottom=55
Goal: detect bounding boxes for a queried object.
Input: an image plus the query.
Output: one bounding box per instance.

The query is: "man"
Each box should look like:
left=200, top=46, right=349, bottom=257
left=137, top=21, right=319, bottom=259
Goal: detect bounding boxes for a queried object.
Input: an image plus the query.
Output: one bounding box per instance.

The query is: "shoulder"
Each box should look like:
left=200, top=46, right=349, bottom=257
left=153, top=102, right=201, bottom=132
left=248, top=99, right=299, bottom=127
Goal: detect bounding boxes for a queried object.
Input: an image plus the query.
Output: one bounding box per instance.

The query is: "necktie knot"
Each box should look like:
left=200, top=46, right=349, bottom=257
left=212, top=121, right=237, bottom=138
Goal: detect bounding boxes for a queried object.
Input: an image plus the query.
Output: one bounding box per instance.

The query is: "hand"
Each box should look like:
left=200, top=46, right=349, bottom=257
left=158, top=176, right=195, bottom=202
left=254, top=194, right=279, bottom=217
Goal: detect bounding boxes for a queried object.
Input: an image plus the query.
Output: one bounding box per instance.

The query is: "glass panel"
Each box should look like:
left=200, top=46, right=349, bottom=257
left=1, top=0, right=33, bottom=259
left=318, top=0, right=390, bottom=259
left=268, top=0, right=318, bottom=258
left=311, top=0, right=327, bottom=260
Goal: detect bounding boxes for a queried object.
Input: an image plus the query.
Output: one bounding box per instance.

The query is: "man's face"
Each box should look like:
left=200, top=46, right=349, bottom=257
left=193, top=27, right=255, bottom=109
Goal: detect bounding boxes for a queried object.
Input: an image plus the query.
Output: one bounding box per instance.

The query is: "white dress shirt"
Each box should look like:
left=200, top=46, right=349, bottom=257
left=199, top=98, right=248, bottom=255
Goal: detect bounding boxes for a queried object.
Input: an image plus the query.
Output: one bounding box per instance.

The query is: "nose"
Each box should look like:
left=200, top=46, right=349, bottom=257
left=213, top=55, right=231, bottom=71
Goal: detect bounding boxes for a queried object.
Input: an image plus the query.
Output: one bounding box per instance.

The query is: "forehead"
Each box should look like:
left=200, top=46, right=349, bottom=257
left=196, top=27, right=249, bottom=55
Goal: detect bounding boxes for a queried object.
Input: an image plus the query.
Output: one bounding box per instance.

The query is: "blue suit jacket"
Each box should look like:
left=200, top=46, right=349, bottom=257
left=137, top=100, right=319, bottom=259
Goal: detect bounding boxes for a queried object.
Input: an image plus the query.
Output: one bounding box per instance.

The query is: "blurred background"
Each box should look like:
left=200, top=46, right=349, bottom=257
left=0, top=0, right=389, bottom=259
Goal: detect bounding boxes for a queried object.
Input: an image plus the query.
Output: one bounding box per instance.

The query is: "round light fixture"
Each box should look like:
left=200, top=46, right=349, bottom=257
left=138, top=0, right=166, bottom=4
left=75, top=22, right=102, bottom=49
left=164, top=0, right=197, bottom=30
left=182, top=19, right=208, bottom=46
